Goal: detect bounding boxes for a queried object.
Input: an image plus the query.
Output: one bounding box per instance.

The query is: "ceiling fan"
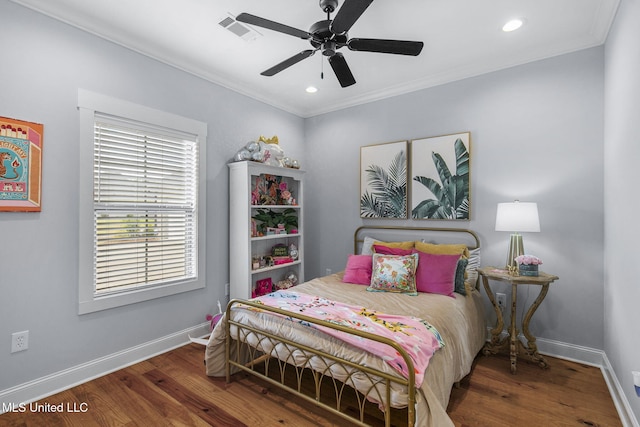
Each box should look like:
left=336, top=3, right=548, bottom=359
left=236, top=0, right=424, bottom=88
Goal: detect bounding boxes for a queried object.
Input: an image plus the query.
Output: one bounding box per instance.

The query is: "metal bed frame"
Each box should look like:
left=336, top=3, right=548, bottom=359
left=224, top=226, right=481, bottom=426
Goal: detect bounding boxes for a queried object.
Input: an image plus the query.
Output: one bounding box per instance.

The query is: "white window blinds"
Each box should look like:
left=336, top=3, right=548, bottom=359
left=93, top=114, right=198, bottom=295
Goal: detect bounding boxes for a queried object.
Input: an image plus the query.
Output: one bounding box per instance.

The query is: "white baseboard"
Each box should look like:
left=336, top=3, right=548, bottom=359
left=535, top=336, right=605, bottom=366
left=485, top=329, right=638, bottom=427
left=0, top=322, right=210, bottom=414
left=538, top=338, right=638, bottom=427
left=599, top=353, right=639, bottom=427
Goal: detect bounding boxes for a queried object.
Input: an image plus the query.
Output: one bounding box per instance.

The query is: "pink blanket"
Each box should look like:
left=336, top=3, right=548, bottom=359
left=246, top=291, right=444, bottom=388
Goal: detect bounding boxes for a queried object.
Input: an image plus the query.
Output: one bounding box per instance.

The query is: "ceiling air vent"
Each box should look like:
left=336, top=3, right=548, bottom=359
left=219, top=15, right=260, bottom=42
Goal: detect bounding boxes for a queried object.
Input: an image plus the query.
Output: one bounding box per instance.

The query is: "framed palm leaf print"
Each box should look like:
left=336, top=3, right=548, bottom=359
left=410, top=132, right=470, bottom=220
left=360, top=140, right=408, bottom=219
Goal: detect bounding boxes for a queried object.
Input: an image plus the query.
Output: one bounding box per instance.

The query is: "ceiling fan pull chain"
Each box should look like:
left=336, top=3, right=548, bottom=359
left=321, top=54, right=324, bottom=79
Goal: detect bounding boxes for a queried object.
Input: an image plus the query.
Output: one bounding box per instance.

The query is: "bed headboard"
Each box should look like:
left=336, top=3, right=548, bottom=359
left=354, top=225, right=481, bottom=291
left=354, top=225, right=480, bottom=254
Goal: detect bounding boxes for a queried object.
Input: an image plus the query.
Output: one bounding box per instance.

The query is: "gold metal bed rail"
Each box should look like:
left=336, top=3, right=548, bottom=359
left=224, top=299, right=417, bottom=426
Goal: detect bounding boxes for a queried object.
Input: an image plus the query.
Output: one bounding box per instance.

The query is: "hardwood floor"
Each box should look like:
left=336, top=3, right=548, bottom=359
left=0, top=343, right=621, bottom=426
left=447, top=354, right=621, bottom=427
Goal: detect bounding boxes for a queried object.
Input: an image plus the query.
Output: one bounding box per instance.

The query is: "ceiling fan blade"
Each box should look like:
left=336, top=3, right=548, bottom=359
left=330, top=0, right=373, bottom=35
left=260, top=49, right=316, bottom=76
left=328, top=53, right=356, bottom=87
left=348, top=38, right=424, bottom=56
left=236, top=13, right=311, bottom=39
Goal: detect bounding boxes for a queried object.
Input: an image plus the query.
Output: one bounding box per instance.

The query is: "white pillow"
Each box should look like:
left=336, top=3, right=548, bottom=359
left=361, top=236, right=376, bottom=255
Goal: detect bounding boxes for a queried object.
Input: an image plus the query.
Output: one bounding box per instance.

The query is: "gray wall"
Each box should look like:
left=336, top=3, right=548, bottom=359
left=604, top=0, right=640, bottom=418
left=304, top=47, right=605, bottom=350
left=5, top=0, right=636, bottom=420
left=0, top=0, right=305, bottom=391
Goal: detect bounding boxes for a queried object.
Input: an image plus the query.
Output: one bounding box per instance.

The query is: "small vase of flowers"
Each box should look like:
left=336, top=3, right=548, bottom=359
left=515, top=255, right=542, bottom=276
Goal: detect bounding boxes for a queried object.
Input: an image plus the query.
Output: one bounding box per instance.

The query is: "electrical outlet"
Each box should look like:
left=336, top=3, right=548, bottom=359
left=496, top=293, right=507, bottom=312
left=11, top=330, right=29, bottom=353
left=326, top=268, right=332, bottom=276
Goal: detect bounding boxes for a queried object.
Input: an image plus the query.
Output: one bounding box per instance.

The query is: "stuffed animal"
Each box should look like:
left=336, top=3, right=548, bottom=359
left=206, top=301, right=223, bottom=331
left=258, top=140, right=284, bottom=166
left=230, top=136, right=300, bottom=168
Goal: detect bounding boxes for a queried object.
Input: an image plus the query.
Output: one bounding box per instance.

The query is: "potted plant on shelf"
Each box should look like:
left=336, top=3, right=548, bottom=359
left=252, top=208, right=298, bottom=235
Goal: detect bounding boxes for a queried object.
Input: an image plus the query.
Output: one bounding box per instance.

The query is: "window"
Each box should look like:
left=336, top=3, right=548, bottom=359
left=78, top=90, right=207, bottom=314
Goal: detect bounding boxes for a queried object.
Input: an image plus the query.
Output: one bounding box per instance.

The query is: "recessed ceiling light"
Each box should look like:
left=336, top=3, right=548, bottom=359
left=502, top=18, right=524, bottom=32
left=305, top=86, right=318, bottom=93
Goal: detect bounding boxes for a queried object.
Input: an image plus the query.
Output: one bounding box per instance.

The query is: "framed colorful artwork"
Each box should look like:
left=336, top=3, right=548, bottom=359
left=0, top=116, right=43, bottom=212
left=360, top=140, right=408, bottom=219
left=410, top=132, right=470, bottom=220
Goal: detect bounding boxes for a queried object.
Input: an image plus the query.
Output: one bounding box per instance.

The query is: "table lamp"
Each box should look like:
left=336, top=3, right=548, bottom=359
left=495, top=201, right=540, bottom=269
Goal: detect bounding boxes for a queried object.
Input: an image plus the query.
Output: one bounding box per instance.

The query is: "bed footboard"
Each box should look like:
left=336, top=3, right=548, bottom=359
left=224, top=299, right=417, bottom=427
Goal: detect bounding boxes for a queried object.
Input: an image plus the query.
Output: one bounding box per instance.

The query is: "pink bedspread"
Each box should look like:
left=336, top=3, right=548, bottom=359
left=247, top=290, right=445, bottom=388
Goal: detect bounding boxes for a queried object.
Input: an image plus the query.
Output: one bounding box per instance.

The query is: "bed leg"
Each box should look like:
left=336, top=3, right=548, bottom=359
left=453, top=381, right=461, bottom=389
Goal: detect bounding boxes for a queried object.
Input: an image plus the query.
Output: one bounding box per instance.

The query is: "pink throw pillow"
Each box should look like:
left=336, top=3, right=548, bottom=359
left=372, top=245, right=413, bottom=256
left=343, top=254, right=373, bottom=285
left=413, top=251, right=459, bottom=297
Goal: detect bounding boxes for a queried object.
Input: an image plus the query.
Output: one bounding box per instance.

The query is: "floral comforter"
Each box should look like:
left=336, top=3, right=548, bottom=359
left=247, top=290, right=445, bottom=388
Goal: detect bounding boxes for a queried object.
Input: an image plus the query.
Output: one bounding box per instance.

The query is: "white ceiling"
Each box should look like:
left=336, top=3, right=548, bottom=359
left=11, top=0, right=619, bottom=118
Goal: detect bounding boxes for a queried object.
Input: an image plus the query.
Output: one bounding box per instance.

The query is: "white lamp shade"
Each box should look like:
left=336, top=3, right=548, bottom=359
left=495, top=202, right=540, bottom=232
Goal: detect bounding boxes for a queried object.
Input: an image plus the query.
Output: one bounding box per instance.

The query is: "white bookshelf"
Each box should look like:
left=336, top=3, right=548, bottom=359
left=228, top=161, right=304, bottom=300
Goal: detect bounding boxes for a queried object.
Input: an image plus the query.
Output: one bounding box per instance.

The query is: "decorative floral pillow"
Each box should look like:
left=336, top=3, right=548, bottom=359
left=367, top=253, right=419, bottom=295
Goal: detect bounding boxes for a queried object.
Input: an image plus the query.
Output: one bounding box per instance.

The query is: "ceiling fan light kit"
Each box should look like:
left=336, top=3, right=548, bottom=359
left=236, top=0, right=423, bottom=88
left=320, top=0, right=339, bottom=14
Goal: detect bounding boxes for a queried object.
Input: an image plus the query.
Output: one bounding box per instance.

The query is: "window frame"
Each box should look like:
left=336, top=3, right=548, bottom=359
left=78, top=89, right=207, bottom=314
